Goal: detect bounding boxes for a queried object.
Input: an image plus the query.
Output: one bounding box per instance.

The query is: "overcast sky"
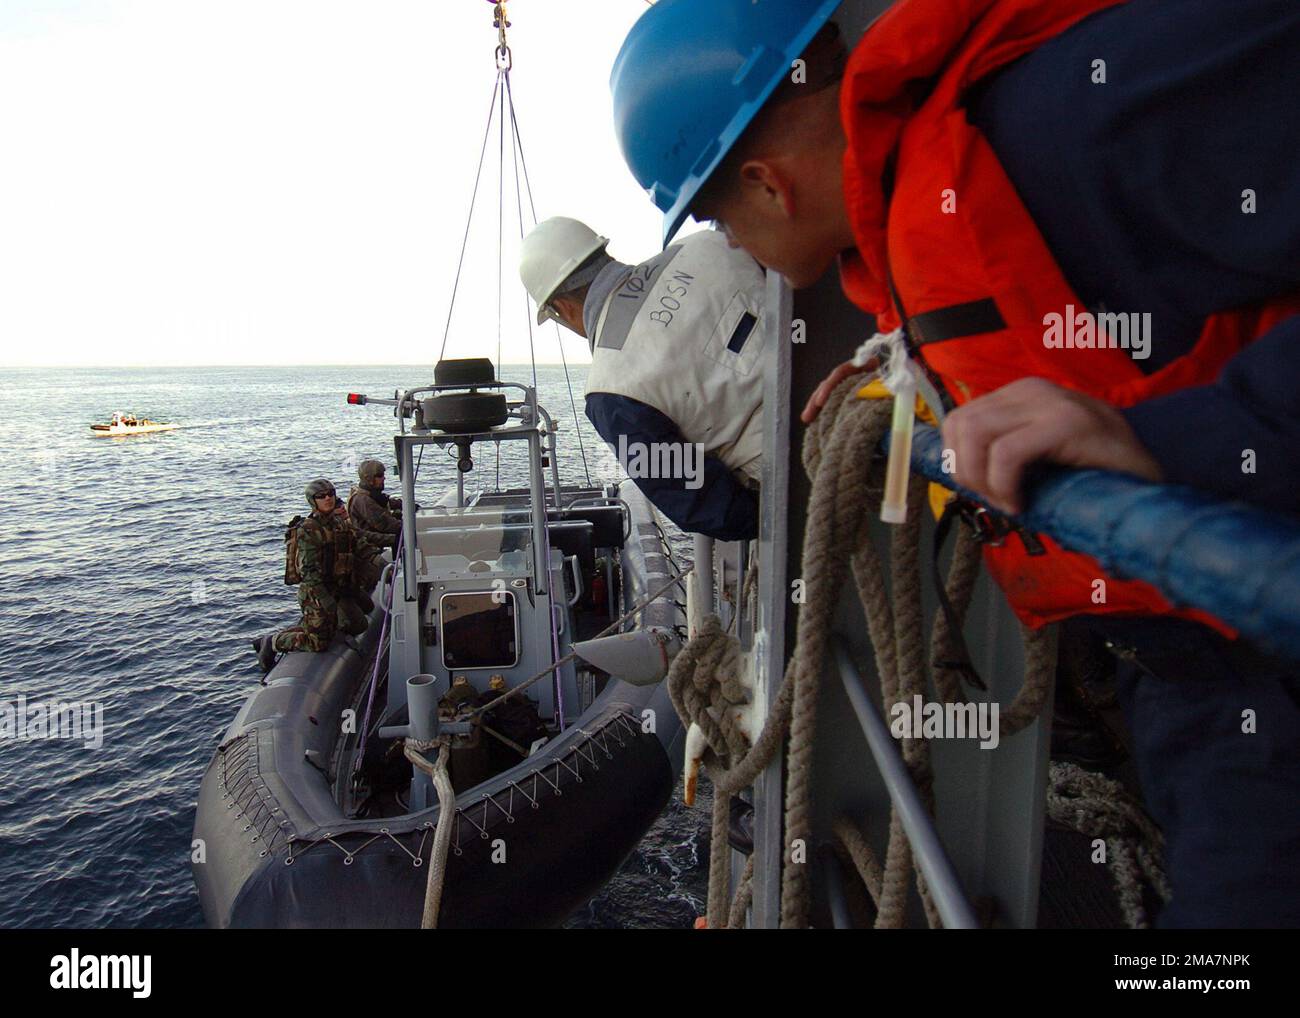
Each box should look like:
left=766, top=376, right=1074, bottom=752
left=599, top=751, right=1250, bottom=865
left=0, top=0, right=689, bottom=367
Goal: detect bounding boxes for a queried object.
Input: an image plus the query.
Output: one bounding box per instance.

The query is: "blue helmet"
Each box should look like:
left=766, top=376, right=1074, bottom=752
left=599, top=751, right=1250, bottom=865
left=610, top=0, right=845, bottom=246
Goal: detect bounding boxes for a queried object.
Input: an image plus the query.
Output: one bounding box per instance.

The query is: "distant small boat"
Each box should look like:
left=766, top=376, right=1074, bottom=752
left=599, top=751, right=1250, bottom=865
left=90, top=411, right=178, bottom=437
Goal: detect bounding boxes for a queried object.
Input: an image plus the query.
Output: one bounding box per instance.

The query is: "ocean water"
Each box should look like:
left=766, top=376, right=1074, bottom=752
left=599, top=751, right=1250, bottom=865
left=0, top=365, right=707, bottom=929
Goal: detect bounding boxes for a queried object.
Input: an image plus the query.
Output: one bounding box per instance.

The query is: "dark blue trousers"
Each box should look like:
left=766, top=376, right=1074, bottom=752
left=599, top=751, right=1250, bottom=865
left=1097, top=619, right=1300, bottom=927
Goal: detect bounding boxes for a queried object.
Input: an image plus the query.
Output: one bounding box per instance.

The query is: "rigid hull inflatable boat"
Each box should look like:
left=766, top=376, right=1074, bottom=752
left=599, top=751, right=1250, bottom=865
left=192, top=364, right=686, bottom=927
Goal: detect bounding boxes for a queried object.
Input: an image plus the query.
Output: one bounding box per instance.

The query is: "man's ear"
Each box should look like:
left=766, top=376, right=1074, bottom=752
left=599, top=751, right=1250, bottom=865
left=552, top=294, right=587, bottom=336
left=738, top=157, right=795, bottom=219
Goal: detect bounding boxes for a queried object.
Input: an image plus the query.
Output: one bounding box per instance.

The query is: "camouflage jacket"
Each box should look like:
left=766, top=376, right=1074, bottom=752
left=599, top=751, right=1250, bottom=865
left=347, top=485, right=403, bottom=547
left=296, top=509, right=374, bottom=606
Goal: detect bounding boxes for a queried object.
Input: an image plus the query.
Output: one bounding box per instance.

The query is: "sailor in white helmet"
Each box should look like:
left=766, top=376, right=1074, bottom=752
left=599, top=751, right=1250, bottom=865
left=520, top=216, right=765, bottom=541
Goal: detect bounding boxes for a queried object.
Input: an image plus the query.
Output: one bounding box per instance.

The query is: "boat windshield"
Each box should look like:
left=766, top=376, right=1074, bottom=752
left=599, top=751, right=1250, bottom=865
left=415, top=505, right=534, bottom=559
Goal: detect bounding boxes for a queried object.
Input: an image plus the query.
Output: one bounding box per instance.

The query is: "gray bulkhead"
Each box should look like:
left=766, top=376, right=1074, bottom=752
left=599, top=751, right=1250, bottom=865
left=737, top=0, right=1053, bottom=926
left=745, top=274, right=1052, bottom=928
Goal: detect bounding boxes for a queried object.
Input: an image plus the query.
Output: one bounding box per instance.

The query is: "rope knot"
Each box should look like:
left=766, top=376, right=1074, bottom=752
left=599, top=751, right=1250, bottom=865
left=852, top=327, right=910, bottom=392
left=668, top=616, right=749, bottom=762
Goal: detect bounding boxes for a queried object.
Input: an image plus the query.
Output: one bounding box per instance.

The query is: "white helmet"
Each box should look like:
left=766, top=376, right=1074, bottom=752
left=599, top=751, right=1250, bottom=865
left=519, top=217, right=609, bottom=324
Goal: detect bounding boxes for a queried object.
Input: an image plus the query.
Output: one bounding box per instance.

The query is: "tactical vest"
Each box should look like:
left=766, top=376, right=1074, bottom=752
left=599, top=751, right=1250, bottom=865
left=837, top=0, right=1300, bottom=634
left=284, top=513, right=356, bottom=587
left=585, top=229, right=767, bottom=481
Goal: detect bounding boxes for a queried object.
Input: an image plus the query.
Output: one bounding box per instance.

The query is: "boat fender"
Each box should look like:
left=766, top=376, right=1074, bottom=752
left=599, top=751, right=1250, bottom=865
left=571, top=627, right=680, bottom=687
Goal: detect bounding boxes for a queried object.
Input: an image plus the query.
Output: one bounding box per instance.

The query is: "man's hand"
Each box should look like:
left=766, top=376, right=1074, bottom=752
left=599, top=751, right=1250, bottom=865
left=801, top=358, right=877, bottom=423
left=941, top=377, right=1164, bottom=515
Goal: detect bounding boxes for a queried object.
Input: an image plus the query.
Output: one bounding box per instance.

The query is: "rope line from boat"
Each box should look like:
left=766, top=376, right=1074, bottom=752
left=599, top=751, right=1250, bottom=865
left=404, top=738, right=456, bottom=928
left=353, top=530, right=406, bottom=783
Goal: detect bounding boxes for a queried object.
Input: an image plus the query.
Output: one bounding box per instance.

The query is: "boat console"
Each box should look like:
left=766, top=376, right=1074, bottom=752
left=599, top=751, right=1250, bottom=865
left=346, top=362, right=637, bottom=810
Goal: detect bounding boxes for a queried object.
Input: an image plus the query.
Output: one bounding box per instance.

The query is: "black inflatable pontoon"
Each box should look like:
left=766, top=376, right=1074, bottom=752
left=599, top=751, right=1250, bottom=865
left=193, top=372, right=685, bottom=927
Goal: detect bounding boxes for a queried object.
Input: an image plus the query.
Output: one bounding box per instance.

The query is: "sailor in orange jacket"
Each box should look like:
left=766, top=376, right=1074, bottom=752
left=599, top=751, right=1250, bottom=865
left=611, top=0, right=1300, bottom=926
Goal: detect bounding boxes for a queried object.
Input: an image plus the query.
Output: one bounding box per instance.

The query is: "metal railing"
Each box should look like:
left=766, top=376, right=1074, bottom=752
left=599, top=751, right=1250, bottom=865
left=832, top=639, right=980, bottom=929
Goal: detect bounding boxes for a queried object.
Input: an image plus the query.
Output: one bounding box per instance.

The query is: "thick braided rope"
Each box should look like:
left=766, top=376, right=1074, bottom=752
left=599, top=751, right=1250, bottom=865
left=1047, top=761, right=1171, bottom=928
left=821, top=405, right=940, bottom=927
left=778, top=383, right=895, bottom=927
left=807, top=378, right=1054, bottom=929
left=728, top=856, right=757, bottom=929
left=880, top=474, right=942, bottom=927
left=930, top=512, right=1055, bottom=736
left=825, top=448, right=920, bottom=926
left=670, top=372, right=1058, bottom=929
left=666, top=615, right=795, bottom=928
left=667, top=617, right=797, bottom=792
left=404, top=739, right=456, bottom=929
left=663, top=377, right=885, bottom=928
left=667, top=616, right=749, bottom=761
left=708, top=781, right=733, bottom=926
left=1010, top=624, right=1057, bottom=734
left=666, top=618, right=749, bottom=928
left=845, top=463, right=908, bottom=926
left=930, top=522, right=983, bottom=704
left=832, top=814, right=884, bottom=905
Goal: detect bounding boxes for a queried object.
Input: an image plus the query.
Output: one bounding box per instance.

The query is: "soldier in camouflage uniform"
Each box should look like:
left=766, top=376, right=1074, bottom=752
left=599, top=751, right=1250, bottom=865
left=347, top=459, right=403, bottom=552
left=252, top=479, right=377, bottom=673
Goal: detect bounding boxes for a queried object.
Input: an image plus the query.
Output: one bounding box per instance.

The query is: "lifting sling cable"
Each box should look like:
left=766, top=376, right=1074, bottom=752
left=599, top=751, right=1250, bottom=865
left=436, top=72, right=502, bottom=365
left=504, top=71, right=592, bottom=486
left=506, top=84, right=540, bottom=396
left=497, top=74, right=505, bottom=382
left=496, top=71, right=506, bottom=488
left=435, top=5, right=593, bottom=488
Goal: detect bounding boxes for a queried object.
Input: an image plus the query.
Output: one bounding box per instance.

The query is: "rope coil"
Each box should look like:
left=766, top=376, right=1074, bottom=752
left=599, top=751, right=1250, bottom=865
left=668, top=375, right=1060, bottom=928
left=1047, top=761, right=1170, bottom=929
